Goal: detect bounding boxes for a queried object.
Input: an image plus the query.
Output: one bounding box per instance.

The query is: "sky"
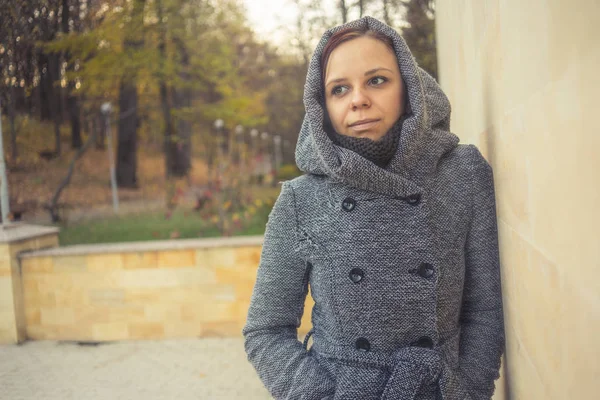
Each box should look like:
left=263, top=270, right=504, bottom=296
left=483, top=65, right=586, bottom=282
left=241, top=0, right=300, bottom=43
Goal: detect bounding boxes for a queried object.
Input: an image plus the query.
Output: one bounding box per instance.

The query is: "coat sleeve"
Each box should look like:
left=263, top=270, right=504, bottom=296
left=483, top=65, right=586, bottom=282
left=458, top=146, right=506, bottom=400
left=242, top=181, right=336, bottom=400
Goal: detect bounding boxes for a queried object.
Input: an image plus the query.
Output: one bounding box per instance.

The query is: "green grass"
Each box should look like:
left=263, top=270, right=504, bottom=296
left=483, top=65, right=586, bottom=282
left=58, top=205, right=273, bottom=246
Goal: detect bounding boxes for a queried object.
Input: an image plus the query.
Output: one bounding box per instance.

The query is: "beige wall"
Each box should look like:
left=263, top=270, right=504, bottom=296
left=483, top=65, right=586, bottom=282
left=0, top=228, right=59, bottom=343
left=436, top=1, right=600, bottom=399
left=18, top=239, right=313, bottom=342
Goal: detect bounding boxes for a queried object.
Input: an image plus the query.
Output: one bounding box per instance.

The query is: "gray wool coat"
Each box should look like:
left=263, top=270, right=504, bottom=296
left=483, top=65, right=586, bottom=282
left=243, top=17, right=505, bottom=400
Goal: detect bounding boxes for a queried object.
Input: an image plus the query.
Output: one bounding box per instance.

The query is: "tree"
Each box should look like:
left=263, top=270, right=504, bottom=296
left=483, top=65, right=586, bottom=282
left=116, top=0, right=146, bottom=188
left=399, top=0, right=437, bottom=79
left=63, top=0, right=83, bottom=149
left=339, top=0, right=349, bottom=23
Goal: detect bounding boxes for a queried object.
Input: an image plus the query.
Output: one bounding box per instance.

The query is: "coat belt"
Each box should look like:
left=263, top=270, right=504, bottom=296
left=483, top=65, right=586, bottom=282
left=310, top=332, right=464, bottom=400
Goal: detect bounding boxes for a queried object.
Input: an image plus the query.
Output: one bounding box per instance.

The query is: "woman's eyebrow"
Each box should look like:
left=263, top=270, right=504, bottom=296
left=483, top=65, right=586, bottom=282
left=364, top=67, right=393, bottom=76
left=325, top=77, right=346, bottom=88
left=325, top=67, right=394, bottom=87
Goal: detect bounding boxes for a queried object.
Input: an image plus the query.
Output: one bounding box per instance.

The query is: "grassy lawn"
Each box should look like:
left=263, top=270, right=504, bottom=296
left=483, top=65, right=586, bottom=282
left=57, top=186, right=283, bottom=246
left=58, top=205, right=273, bottom=246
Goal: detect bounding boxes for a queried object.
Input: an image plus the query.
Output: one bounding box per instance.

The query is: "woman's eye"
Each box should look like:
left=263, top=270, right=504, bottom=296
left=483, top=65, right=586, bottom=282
left=331, top=86, right=348, bottom=96
left=369, top=76, right=387, bottom=85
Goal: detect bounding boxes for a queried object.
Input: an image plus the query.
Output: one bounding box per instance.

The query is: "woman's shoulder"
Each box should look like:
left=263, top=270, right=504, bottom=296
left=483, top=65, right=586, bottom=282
left=283, top=173, right=329, bottom=193
left=441, top=143, right=492, bottom=171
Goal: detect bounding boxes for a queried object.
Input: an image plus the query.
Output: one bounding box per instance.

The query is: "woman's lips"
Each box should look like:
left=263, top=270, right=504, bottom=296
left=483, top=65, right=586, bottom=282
left=349, top=119, right=380, bottom=132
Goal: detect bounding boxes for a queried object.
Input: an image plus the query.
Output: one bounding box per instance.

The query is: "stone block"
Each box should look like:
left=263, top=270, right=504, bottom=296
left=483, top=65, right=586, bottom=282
left=195, top=301, right=237, bottom=324
left=201, top=248, right=236, bottom=269
left=89, top=289, right=125, bottom=306
left=215, top=263, right=259, bottom=285
left=144, top=304, right=182, bottom=323
left=234, top=247, right=262, bottom=268
left=53, top=255, right=87, bottom=273
left=24, top=307, right=41, bottom=325
left=0, top=327, right=16, bottom=343
left=40, top=307, right=75, bottom=326
left=157, top=249, right=196, bottom=268
left=114, top=266, right=217, bottom=289
left=164, top=321, right=203, bottom=338
left=0, top=260, right=11, bottom=277
left=87, top=254, right=124, bottom=272
left=107, top=306, right=146, bottom=324
left=21, top=257, right=54, bottom=274
left=124, top=288, right=160, bottom=303
left=0, top=278, right=14, bottom=309
left=93, top=322, right=129, bottom=341
left=122, top=252, right=159, bottom=270
left=24, top=324, right=58, bottom=340
left=73, top=306, right=112, bottom=325
left=201, top=321, right=241, bottom=337
left=128, top=322, right=165, bottom=339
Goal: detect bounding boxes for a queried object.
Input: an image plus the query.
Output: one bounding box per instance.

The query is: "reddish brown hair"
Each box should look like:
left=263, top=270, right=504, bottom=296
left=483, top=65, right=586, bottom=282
left=320, top=27, right=395, bottom=85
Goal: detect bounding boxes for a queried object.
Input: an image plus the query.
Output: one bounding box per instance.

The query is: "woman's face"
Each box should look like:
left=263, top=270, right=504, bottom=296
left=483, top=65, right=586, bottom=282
left=324, top=36, right=405, bottom=141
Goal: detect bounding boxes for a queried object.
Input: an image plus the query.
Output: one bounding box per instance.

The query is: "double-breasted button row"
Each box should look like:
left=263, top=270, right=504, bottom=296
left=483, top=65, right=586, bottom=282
left=355, top=337, right=371, bottom=351
left=349, top=268, right=364, bottom=283
left=412, top=336, right=434, bottom=349
left=409, top=262, right=435, bottom=279
left=342, top=197, right=356, bottom=212
left=341, top=194, right=421, bottom=212
left=404, top=193, right=421, bottom=205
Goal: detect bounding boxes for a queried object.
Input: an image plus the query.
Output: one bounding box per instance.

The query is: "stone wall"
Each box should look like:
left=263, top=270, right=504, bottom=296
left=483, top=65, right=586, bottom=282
left=18, top=237, right=313, bottom=342
left=436, top=1, right=600, bottom=398
left=0, top=225, right=59, bottom=343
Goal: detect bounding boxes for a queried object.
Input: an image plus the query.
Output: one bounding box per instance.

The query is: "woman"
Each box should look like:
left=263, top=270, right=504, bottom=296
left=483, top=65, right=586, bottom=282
left=243, top=16, right=505, bottom=400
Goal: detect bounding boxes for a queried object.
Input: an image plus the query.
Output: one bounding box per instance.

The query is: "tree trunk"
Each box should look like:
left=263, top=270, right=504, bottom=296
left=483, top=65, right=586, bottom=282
left=94, top=114, right=104, bottom=149
left=116, top=0, right=146, bottom=188
left=339, top=0, right=348, bottom=23
left=156, top=0, right=175, bottom=178
left=358, top=0, right=364, bottom=17
left=24, top=46, right=35, bottom=114
left=63, top=0, right=82, bottom=149
left=8, top=85, right=17, bottom=163
left=49, top=52, right=62, bottom=155
left=38, top=52, right=52, bottom=121
left=68, top=93, right=82, bottom=149
left=169, top=38, right=192, bottom=177
left=116, top=79, right=139, bottom=188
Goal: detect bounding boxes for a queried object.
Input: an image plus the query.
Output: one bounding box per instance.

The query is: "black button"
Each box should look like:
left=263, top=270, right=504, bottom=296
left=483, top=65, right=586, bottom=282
left=413, top=336, right=434, bottom=349
left=349, top=268, right=364, bottom=283
left=341, top=197, right=356, bottom=212
left=417, top=263, right=434, bottom=279
left=406, top=194, right=421, bottom=205
left=355, top=337, right=370, bottom=351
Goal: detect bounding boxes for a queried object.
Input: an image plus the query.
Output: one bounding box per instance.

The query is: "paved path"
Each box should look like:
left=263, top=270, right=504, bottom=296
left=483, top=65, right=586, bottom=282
left=0, top=338, right=271, bottom=400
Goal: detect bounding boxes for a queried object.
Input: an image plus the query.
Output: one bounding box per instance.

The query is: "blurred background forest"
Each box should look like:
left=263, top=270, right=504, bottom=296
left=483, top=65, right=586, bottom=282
left=0, top=0, right=436, bottom=245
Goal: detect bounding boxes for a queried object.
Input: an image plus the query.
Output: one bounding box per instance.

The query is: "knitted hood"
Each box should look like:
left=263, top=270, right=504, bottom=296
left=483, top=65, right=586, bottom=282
left=295, top=16, right=459, bottom=198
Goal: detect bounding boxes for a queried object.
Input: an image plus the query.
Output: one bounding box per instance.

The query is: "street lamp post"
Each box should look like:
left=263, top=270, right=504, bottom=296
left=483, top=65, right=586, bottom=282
left=261, top=132, right=270, bottom=185
left=0, top=99, right=10, bottom=225
left=273, top=135, right=282, bottom=184
left=214, top=119, right=225, bottom=234
left=101, top=102, right=119, bottom=213
left=235, top=124, right=244, bottom=169
left=249, top=128, right=258, bottom=184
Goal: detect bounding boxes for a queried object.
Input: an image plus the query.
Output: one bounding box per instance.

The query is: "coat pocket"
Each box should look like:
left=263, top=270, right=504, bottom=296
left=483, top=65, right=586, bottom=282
left=331, top=361, right=388, bottom=400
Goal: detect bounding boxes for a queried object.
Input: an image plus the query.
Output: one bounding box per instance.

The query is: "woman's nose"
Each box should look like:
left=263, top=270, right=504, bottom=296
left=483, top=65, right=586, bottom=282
left=351, top=88, right=371, bottom=109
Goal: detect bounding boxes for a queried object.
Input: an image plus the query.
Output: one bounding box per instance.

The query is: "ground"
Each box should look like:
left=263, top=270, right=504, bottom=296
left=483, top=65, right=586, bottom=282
left=0, top=338, right=271, bottom=400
